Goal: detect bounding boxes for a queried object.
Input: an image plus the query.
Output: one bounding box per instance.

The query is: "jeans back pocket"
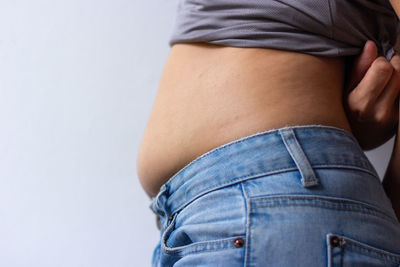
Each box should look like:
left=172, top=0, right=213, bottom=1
left=327, top=233, right=400, bottom=267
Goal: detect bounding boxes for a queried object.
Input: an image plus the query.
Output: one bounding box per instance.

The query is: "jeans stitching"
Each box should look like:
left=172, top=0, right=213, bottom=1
left=161, top=185, right=247, bottom=256
left=162, top=236, right=246, bottom=256
left=169, top=165, right=380, bottom=216
left=345, top=241, right=400, bottom=263
left=240, top=182, right=250, bottom=267
left=156, top=125, right=361, bottom=195
left=330, top=234, right=400, bottom=264
left=250, top=195, right=398, bottom=224
left=170, top=167, right=299, bottom=215
left=280, top=128, right=318, bottom=186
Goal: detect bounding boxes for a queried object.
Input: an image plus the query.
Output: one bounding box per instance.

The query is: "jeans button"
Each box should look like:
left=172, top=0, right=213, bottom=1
left=234, top=237, right=244, bottom=248
left=330, top=235, right=340, bottom=247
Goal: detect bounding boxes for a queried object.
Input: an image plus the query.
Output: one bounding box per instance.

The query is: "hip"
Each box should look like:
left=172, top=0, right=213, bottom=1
left=150, top=125, right=400, bottom=266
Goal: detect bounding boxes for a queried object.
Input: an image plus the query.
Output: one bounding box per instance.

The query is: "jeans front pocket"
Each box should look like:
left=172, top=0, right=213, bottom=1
left=161, top=212, right=245, bottom=255
left=159, top=183, right=247, bottom=266
left=327, top=233, right=400, bottom=267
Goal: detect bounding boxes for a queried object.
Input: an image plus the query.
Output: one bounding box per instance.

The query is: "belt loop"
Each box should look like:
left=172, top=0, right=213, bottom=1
left=279, top=127, right=319, bottom=187
left=150, top=183, right=168, bottom=216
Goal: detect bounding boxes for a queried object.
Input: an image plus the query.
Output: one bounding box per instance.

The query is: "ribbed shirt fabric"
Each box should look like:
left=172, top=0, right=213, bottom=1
left=169, top=0, right=400, bottom=60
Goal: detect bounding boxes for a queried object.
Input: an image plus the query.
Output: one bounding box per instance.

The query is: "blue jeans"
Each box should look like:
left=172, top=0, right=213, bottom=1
left=150, top=125, right=400, bottom=266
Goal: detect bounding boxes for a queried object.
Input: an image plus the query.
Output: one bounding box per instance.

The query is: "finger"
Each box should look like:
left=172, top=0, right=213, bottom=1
left=376, top=55, right=400, bottom=105
left=351, top=56, right=394, bottom=104
left=347, top=40, right=378, bottom=91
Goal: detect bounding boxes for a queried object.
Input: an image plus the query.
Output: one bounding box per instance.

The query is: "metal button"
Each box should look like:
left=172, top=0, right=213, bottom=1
left=330, top=235, right=340, bottom=247
left=234, top=238, right=244, bottom=248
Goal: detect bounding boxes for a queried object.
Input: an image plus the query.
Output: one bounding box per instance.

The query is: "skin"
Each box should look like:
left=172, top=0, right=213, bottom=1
left=137, top=45, right=349, bottom=198
left=344, top=41, right=399, bottom=151
left=390, top=0, right=400, bottom=17
left=138, top=43, right=400, bottom=200
left=349, top=0, right=400, bottom=221
left=138, top=3, right=400, bottom=199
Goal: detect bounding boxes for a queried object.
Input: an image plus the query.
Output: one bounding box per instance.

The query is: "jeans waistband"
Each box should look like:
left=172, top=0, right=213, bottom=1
left=150, top=125, right=379, bottom=218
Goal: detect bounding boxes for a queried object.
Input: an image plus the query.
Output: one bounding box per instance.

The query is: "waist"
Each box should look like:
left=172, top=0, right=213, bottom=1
left=137, top=43, right=352, bottom=197
left=150, top=125, right=386, bottom=219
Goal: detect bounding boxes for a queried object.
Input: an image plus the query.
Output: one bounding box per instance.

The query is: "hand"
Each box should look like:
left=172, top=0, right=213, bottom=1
left=344, top=40, right=400, bottom=150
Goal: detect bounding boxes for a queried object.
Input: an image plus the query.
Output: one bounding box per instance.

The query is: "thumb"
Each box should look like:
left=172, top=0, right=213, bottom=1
left=347, top=40, right=378, bottom=92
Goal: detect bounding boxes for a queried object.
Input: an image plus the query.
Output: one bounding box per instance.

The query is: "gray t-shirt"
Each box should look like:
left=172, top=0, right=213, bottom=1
left=169, top=0, right=399, bottom=60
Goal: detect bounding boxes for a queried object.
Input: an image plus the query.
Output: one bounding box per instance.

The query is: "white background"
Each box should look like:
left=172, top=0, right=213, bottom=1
left=0, top=1, right=395, bottom=266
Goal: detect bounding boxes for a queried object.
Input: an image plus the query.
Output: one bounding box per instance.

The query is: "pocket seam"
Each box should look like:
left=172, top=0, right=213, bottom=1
left=250, top=194, right=398, bottom=225
left=327, top=233, right=400, bottom=264
left=162, top=233, right=246, bottom=256
left=160, top=209, right=246, bottom=256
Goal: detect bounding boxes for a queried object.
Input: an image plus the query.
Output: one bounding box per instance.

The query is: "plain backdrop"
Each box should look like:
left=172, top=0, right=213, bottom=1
left=0, top=1, right=395, bottom=266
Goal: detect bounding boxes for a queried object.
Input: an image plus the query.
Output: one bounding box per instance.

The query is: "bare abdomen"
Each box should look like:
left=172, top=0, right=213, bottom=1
left=137, top=42, right=352, bottom=198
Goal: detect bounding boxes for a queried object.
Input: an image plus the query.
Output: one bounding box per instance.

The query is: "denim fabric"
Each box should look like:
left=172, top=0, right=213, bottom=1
left=149, top=125, right=400, bottom=266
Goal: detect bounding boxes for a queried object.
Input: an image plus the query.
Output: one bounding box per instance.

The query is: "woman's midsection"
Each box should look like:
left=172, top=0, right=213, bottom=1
left=137, top=42, right=352, bottom=198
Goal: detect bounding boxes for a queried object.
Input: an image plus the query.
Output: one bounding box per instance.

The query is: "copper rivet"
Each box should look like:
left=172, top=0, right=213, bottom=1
left=234, top=238, right=244, bottom=248
left=330, top=236, right=340, bottom=247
